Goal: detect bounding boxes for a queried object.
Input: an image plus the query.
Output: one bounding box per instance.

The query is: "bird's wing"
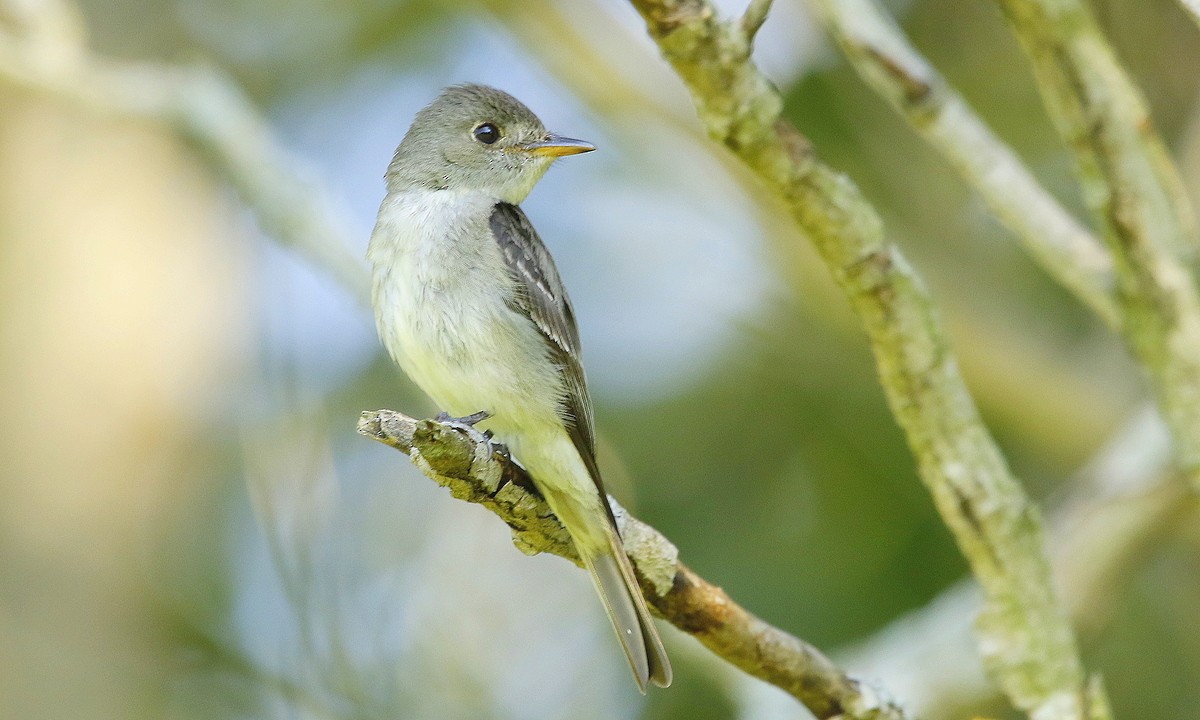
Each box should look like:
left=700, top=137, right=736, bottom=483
left=489, top=202, right=603, bottom=485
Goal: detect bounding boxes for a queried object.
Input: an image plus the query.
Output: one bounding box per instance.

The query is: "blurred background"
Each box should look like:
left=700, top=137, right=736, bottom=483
left=1, top=0, right=1198, bottom=718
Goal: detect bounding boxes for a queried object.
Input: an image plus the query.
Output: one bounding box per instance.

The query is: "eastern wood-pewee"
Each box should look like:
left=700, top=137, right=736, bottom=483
left=368, top=84, right=671, bottom=692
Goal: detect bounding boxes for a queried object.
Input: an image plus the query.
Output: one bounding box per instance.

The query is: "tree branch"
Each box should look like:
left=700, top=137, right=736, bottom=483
left=809, top=0, right=1118, bottom=328
left=842, top=406, right=1191, bottom=717
left=0, top=0, right=369, bottom=303
left=357, top=409, right=908, bottom=720
left=740, top=0, right=773, bottom=47
left=624, top=1, right=1100, bottom=718
left=991, top=0, right=1200, bottom=491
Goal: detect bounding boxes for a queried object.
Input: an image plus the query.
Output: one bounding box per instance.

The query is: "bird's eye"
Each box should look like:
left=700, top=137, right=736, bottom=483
left=473, top=122, right=501, bottom=145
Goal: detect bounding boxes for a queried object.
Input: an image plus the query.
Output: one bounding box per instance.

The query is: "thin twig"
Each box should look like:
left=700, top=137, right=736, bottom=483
left=624, top=0, right=1099, bottom=718
left=740, top=0, right=773, bottom=47
left=809, top=0, right=1118, bottom=328
left=991, top=0, right=1200, bottom=491
left=357, top=409, right=909, bottom=720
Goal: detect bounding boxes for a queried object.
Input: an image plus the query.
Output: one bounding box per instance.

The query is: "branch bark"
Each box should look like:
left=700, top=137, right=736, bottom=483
left=357, top=409, right=908, bottom=720
left=624, top=1, right=1100, bottom=718
left=808, top=0, right=1118, bottom=328
left=991, top=0, right=1200, bottom=490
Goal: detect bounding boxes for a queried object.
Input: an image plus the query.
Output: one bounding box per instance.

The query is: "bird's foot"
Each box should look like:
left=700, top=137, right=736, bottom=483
left=433, top=409, right=511, bottom=468
left=435, top=410, right=491, bottom=426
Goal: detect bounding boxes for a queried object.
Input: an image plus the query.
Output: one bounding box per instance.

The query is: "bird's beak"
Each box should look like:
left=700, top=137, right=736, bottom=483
left=520, top=134, right=596, bottom=157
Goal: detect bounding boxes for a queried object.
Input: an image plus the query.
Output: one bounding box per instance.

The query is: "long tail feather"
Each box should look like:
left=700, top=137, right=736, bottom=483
left=580, top=533, right=672, bottom=692
left=530, top=442, right=672, bottom=691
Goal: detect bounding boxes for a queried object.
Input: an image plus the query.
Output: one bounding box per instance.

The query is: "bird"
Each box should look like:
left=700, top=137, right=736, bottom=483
left=367, top=84, right=671, bottom=692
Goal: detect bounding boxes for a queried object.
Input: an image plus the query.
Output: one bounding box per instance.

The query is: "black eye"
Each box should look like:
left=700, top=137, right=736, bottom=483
left=473, top=122, right=500, bottom=145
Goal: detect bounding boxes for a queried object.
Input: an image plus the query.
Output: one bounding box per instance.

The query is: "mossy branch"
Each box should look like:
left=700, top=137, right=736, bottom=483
left=845, top=406, right=1192, bottom=715
left=991, top=0, right=1200, bottom=491
left=624, top=0, right=1099, bottom=717
left=809, top=0, right=1118, bottom=328
left=357, top=409, right=908, bottom=720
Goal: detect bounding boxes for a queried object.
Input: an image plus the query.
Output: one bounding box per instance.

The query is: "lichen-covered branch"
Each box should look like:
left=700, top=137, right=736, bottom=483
left=0, top=0, right=369, bottom=303
left=991, top=0, right=1200, bottom=490
left=843, top=406, right=1191, bottom=717
left=624, top=0, right=1099, bottom=718
left=357, top=409, right=908, bottom=720
left=739, top=0, right=774, bottom=44
left=809, top=0, right=1118, bottom=328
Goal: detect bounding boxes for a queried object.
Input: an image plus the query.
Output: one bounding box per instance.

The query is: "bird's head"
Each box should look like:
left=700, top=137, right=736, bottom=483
left=386, top=84, right=594, bottom=203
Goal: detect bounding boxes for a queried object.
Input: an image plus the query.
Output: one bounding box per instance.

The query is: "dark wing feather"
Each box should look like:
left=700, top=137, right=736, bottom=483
left=489, top=203, right=605, bottom=488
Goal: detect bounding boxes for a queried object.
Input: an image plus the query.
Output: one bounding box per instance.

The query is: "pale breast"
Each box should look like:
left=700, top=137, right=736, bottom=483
left=367, top=189, right=565, bottom=429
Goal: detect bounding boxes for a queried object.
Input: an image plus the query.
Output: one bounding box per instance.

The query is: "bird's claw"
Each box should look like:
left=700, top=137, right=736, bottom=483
left=489, top=440, right=512, bottom=463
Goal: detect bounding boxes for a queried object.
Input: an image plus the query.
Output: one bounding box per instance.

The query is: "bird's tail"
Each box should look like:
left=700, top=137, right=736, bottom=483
left=581, top=542, right=672, bottom=692
left=540, top=483, right=672, bottom=693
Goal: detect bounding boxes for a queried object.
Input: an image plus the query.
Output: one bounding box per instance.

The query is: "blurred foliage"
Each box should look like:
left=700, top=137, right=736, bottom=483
left=2, top=0, right=1199, bottom=719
